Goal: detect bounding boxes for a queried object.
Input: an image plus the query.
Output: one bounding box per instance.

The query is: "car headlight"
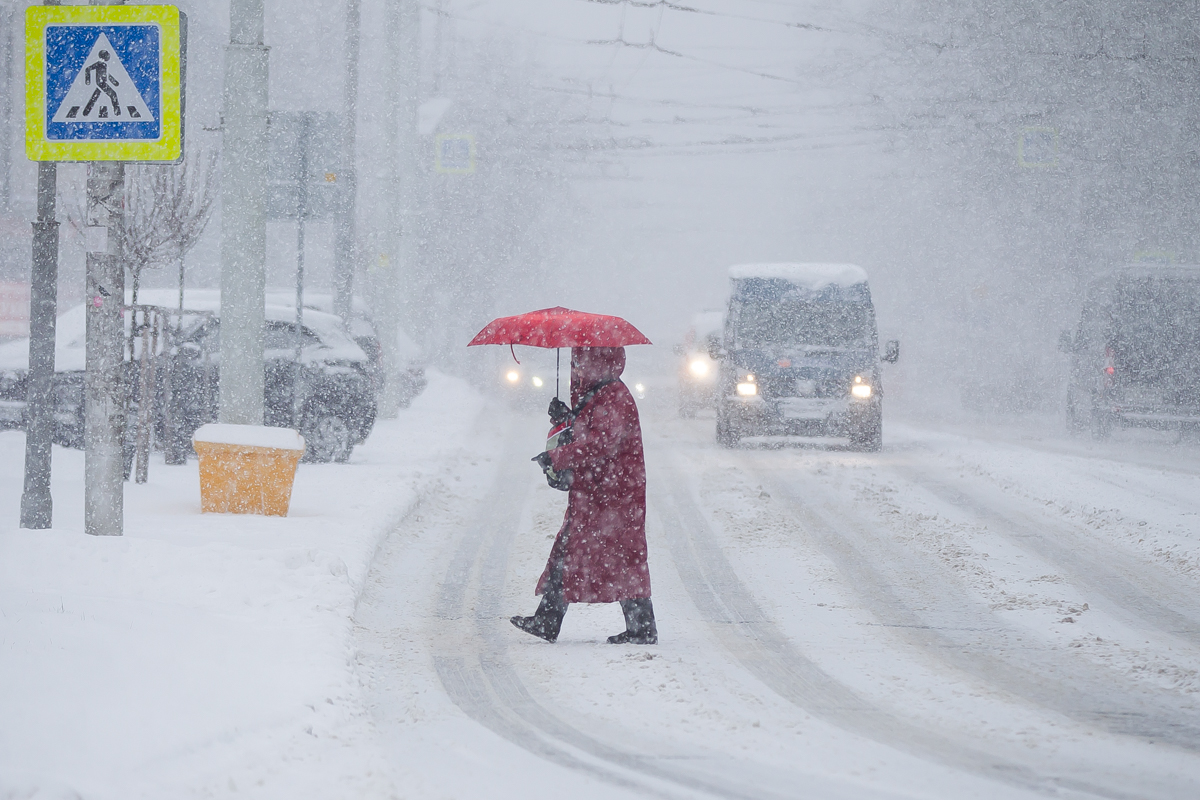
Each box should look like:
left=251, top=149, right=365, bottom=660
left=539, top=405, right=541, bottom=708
left=634, top=382, right=646, bottom=397
left=531, top=376, right=544, bottom=387
left=851, top=375, right=872, bottom=399
left=505, top=370, right=520, bottom=383
left=736, top=382, right=757, bottom=396
left=688, top=359, right=709, bottom=377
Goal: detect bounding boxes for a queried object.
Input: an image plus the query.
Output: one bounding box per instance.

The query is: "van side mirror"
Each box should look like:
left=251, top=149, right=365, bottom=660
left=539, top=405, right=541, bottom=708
left=882, top=340, right=900, bottom=363
left=1057, top=330, right=1074, bottom=353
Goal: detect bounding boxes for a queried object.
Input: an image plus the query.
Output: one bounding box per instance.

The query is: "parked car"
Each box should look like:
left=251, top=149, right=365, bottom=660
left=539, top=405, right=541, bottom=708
left=675, top=310, right=724, bottom=417
left=713, top=263, right=899, bottom=450
left=1061, top=264, right=1200, bottom=438
left=169, top=304, right=377, bottom=462
left=264, top=291, right=428, bottom=407
left=0, top=298, right=377, bottom=463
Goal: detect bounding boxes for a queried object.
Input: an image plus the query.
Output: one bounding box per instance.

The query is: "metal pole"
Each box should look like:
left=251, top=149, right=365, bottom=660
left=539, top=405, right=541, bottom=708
left=0, top=1, right=13, bottom=212
left=293, top=114, right=310, bottom=429
left=333, top=0, right=360, bottom=328
left=219, top=0, right=269, bottom=426
left=377, top=0, right=420, bottom=418
left=83, top=160, right=126, bottom=536
left=19, top=162, right=59, bottom=529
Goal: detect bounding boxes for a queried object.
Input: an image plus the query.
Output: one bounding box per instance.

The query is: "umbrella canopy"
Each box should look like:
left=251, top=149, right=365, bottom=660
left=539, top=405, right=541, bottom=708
left=467, top=306, right=651, bottom=349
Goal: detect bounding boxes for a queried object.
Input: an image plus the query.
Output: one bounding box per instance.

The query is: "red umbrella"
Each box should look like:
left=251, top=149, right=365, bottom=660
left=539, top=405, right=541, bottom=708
left=467, top=306, right=651, bottom=349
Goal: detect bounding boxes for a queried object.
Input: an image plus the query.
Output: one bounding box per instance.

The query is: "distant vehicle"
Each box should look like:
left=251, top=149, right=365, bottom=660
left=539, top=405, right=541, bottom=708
left=713, top=263, right=899, bottom=450
left=495, top=347, right=647, bottom=412
left=0, top=297, right=377, bottom=463
left=676, top=310, right=724, bottom=418
left=1061, top=264, right=1200, bottom=438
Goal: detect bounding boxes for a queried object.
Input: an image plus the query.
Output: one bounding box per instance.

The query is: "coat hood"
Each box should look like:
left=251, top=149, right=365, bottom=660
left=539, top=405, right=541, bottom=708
left=570, top=346, right=626, bottom=404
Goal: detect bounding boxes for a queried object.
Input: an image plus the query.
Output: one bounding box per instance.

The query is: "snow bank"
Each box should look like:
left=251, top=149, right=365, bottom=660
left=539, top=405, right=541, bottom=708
left=193, top=423, right=306, bottom=451
left=0, top=370, right=483, bottom=799
left=728, top=262, right=868, bottom=288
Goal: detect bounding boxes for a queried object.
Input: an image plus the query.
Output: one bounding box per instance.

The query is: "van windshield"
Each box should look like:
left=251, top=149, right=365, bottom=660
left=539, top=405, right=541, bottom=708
left=1110, top=278, right=1200, bottom=379
left=732, top=300, right=876, bottom=349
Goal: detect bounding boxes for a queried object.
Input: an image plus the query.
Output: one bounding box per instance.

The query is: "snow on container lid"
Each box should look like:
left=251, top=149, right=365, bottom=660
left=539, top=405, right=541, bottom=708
left=192, top=424, right=306, bottom=451
left=728, top=263, right=868, bottom=289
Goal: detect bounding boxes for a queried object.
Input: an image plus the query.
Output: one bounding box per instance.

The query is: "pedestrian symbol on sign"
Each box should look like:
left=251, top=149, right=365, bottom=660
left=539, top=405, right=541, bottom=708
left=51, top=32, right=154, bottom=123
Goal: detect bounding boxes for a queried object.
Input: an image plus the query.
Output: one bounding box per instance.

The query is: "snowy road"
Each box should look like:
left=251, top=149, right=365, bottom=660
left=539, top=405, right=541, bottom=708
left=355, top=405, right=1200, bottom=799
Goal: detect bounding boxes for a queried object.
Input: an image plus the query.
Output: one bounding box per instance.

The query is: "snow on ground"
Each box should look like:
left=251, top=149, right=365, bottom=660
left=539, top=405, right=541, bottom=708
left=5, top=377, right=1200, bottom=799
left=0, top=371, right=481, bottom=800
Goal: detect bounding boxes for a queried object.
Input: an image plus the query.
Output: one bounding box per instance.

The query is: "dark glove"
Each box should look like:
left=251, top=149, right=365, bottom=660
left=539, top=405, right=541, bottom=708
left=532, top=451, right=553, bottom=470
left=548, top=397, right=571, bottom=425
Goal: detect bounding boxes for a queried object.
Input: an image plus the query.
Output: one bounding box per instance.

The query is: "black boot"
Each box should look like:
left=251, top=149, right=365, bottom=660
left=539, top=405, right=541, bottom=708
left=608, top=598, right=658, bottom=645
left=511, top=594, right=567, bottom=643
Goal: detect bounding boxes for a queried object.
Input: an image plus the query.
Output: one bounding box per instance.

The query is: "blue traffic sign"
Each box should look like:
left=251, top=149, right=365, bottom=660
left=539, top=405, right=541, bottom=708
left=26, top=5, right=185, bottom=162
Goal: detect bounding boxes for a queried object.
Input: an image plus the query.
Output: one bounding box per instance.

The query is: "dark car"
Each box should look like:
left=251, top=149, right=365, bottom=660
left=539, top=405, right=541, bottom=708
left=713, top=263, right=899, bottom=450
left=265, top=291, right=427, bottom=407
left=166, top=305, right=377, bottom=462
left=1062, top=264, right=1200, bottom=438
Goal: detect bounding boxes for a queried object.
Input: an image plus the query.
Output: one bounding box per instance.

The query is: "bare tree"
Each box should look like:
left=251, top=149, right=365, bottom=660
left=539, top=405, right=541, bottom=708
left=122, top=150, right=218, bottom=305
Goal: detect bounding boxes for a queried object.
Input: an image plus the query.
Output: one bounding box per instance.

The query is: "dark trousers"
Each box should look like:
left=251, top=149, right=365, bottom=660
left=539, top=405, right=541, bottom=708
left=538, top=557, right=656, bottom=637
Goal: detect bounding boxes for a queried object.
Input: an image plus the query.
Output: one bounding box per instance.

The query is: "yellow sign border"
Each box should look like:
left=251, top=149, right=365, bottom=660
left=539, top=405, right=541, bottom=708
left=435, top=134, right=476, bottom=175
left=25, top=5, right=184, bottom=162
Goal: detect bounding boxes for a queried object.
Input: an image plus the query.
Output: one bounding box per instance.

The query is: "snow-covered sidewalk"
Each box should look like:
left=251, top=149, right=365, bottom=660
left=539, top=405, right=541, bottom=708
left=0, top=372, right=482, bottom=799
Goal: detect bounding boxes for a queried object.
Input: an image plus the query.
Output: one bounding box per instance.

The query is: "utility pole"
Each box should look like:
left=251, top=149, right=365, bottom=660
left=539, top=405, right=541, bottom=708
left=20, top=164, right=58, bottom=529
left=220, top=0, right=269, bottom=426
left=0, top=1, right=13, bottom=211
left=333, top=0, right=360, bottom=327
left=82, top=0, right=126, bottom=537
left=20, top=0, right=64, bottom=532
left=377, top=0, right=420, bottom=418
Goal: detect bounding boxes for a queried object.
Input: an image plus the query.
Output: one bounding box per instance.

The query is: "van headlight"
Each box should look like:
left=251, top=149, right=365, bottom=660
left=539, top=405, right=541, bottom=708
left=531, top=376, right=544, bottom=387
left=505, top=370, right=520, bottom=383
left=688, top=359, right=710, bottom=378
left=851, top=375, right=872, bottom=399
left=736, top=373, right=758, bottom=396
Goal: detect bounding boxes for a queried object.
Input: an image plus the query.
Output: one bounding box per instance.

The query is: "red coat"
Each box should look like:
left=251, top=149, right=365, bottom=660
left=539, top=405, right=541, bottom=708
left=538, top=347, right=652, bottom=604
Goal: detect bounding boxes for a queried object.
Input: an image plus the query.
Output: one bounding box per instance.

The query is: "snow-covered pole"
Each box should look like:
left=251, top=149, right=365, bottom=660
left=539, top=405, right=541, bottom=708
left=20, top=161, right=58, bottom=529
left=332, top=0, right=360, bottom=329
left=82, top=0, right=127, bottom=537
left=218, top=0, right=268, bottom=426
left=376, top=0, right=420, bottom=418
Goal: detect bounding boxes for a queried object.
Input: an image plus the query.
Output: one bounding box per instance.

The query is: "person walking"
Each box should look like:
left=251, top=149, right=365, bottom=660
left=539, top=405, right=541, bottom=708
left=512, top=346, right=657, bottom=645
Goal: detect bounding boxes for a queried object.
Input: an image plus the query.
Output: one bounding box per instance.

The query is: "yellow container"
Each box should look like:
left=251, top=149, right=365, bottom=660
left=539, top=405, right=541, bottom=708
left=192, top=425, right=306, bottom=516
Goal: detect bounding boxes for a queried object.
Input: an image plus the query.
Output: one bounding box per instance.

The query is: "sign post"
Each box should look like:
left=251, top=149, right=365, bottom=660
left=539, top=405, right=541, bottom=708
left=25, top=4, right=186, bottom=536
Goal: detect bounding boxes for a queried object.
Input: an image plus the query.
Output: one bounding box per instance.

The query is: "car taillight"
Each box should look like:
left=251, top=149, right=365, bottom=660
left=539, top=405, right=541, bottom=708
left=1103, top=347, right=1115, bottom=386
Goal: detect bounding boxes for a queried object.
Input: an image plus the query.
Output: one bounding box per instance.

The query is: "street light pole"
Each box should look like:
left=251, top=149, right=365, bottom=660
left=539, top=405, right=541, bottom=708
left=83, top=161, right=125, bottom=536
left=20, top=161, right=58, bottom=529
left=333, top=0, right=360, bottom=328
left=219, top=0, right=269, bottom=426
left=82, top=0, right=127, bottom=537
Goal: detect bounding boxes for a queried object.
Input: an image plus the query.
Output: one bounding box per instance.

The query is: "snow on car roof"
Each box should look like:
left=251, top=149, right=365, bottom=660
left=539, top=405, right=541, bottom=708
left=0, top=297, right=367, bottom=373
left=728, top=262, right=868, bottom=288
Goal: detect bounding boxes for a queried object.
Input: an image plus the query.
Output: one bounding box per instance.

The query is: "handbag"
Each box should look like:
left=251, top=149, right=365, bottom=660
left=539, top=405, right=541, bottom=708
left=534, top=380, right=616, bottom=491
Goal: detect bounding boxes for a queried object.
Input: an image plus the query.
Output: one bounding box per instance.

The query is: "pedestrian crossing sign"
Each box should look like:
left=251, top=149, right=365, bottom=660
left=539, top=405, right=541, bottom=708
left=25, top=5, right=186, bottom=162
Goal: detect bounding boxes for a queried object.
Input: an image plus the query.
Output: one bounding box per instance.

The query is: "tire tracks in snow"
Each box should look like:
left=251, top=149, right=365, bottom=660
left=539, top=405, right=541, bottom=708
left=650, top=450, right=1141, bottom=800
left=429, top=419, right=830, bottom=800
left=888, top=462, right=1200, bottom=638
left=885, top=457, right=1200, bottom=645
left=747, top=456, right=1200, bottom=751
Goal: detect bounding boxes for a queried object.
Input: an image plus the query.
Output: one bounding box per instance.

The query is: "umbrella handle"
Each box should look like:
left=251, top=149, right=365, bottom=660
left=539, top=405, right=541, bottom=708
left=510, top=343, right=520, bottom=365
